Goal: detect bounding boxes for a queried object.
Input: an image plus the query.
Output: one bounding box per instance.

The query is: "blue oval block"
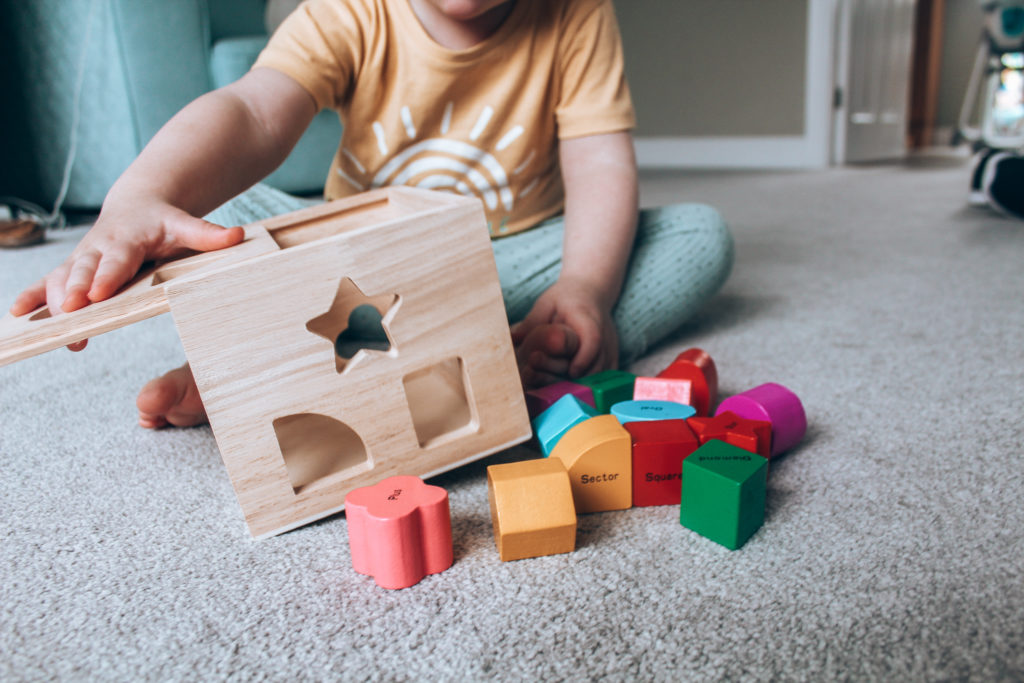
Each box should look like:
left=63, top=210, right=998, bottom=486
left=610, top=399, right=696, bottom=424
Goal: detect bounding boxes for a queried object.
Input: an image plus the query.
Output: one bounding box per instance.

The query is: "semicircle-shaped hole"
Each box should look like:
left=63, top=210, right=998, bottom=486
left=273, top=413, right=370, bottom=494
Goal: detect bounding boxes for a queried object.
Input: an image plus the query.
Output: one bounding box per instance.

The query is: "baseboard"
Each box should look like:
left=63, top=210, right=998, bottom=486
left=634, top=136, right=831, bottom=170
left=930, top=125, right=958, bottom=147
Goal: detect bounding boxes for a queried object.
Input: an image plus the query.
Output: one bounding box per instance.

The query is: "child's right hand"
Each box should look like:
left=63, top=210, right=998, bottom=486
left=8, top=67, right=315, bottom=351
left=8, top=199, right=244, bottom=350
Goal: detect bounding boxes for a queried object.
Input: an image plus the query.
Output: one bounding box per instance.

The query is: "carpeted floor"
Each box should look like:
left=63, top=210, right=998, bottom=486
left=1, top=159, right=1022, bottom=680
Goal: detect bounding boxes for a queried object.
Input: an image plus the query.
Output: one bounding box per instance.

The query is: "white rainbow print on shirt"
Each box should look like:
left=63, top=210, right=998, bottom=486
left=335, top=102, right=536, bottom=234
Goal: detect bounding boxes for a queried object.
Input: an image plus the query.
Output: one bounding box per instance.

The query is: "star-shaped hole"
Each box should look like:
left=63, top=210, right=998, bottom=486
left=306, top=277, right=399, bottom=373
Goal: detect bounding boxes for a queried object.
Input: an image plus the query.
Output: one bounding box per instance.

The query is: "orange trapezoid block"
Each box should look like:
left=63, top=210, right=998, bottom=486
left=487, top=458, right=577, bottom=562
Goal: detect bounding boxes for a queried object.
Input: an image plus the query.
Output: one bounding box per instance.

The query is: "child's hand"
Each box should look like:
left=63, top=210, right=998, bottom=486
left=511, top=276, right=619, bottom=388
left=9, top=200, right=243, bottom=350
left=9, top=67, right=316, bottom=351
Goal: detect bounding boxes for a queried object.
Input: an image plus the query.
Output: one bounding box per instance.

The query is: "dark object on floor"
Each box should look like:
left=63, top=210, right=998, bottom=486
left=0, top=217, right=45, bottom=248
left=984, top=151, right=1024, bottom=220
left=969, top=148, right=1001, bottom=206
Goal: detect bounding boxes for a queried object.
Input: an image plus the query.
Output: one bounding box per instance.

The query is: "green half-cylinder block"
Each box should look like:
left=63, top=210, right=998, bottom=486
left=679, top=439, right=768, bottom=550
left=577, top=370, right=636, bottom=413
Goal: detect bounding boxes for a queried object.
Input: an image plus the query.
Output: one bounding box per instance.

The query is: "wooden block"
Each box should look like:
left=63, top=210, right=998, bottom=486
left=344, top=475, right=452, bottom=589
left=715, top=383, right=806, bottom=457
left=532, top=394, right=599, bottom=456
left=687, top=410, right=772, bottom=460
left=165, top=189, right=531, bottom=537
left=610, top=399, right=696, bottom=424
left=549, top=415, right=632, bottom=513
left=680, top=439, right=768, bottom=550
left=633, top=375, right=693, bottom=405
left=487, top=458, right=577, bottom=562
left=0, top=224, right=280, bottom=366
left=625, top=419, right=699, bottom=507
left=657, top=348, right=718, bottom=416
left=576, top=369, right=636, bottom=413
left=525, top=380, right=595, bottom=418
left=0, top=188, right=532, bottom=538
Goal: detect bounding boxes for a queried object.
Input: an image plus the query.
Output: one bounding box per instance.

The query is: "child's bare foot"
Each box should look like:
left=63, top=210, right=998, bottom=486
left=136, top=364, right=208, bottom=429
left=514, top=322, right=580, bottom=388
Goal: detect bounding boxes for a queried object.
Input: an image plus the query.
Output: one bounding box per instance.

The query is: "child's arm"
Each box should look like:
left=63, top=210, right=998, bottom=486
left=514, top=130, right=638, bottom=386
left=9, top=68, right=317, bottom=330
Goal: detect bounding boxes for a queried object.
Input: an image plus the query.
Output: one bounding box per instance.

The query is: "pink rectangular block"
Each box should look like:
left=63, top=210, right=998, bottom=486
left=633, top=376, right=692, bottom=406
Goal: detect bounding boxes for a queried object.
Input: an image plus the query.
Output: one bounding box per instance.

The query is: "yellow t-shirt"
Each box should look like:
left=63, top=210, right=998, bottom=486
left=254, top=0, right=635, bottom=236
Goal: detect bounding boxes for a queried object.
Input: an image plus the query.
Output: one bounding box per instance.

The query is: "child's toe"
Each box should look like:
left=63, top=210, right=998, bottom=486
left=135, top=365, right=207, bottom=429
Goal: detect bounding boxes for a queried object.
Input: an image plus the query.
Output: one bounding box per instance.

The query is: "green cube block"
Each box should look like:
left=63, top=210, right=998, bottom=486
left=577, top=369, right=636, bottom=413
left=679, top=439, right=768, bottom=550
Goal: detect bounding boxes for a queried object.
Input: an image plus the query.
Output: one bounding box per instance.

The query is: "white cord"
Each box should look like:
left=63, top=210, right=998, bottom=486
left=44, top=0, right=101, bottom=227
left=1, top=0, right=100, bottom=231
left=0, top=196, right=61, bottom=229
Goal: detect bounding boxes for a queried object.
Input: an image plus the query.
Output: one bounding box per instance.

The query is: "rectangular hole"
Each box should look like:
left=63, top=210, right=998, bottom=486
left=151, top=258, right=204, bottom=285
left=402, top=357, right=479, bottom=448
left=268, top=199, right=408, bottom=248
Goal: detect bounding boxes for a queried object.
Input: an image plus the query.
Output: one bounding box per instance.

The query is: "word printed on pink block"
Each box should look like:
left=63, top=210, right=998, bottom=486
left=633, top=376, right=693, bottom=406
left=344, top=475, right=453, bottom=590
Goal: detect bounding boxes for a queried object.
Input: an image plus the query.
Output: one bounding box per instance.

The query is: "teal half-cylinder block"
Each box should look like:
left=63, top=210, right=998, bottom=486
left=532, top=394, right=599, bottom=456
left=576, top=369, right=637, bottom=413
left=679, top=439, right=768, bottom=550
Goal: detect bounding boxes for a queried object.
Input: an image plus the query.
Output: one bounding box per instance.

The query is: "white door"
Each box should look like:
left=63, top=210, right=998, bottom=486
left=833, top=0, right=919, bottom=163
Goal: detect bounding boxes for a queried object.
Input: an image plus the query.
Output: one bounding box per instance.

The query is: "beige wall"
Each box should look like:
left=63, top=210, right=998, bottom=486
left=936, top=0, right=984, bottom=135
left=616, top=0, right=809, bottom=138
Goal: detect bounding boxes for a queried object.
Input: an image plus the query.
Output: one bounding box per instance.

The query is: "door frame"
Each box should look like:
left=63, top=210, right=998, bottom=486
left=633, top=0, right=839, bottom=170
left=831, top=0, right=921, bottom=163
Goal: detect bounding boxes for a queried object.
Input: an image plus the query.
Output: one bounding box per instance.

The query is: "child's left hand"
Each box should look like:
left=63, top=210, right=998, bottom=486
left=512, top=130, right=637, bottom=389
left=511, top=276, right=618, bottom=388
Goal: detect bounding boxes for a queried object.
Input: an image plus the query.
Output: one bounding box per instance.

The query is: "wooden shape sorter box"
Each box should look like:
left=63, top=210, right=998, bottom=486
left=0, top=188, right=532, bottom=538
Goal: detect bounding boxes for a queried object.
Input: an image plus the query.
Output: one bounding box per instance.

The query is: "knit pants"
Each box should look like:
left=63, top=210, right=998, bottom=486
left=207, top=184, right=734, bottom=365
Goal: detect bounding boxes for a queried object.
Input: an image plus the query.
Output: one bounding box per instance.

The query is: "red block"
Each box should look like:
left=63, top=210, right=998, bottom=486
left=345, top=475, right=453, bottom=590
left=626, top=419, right=700, bottom=507
left=657, top=348, right=718, bottom=416
left=687, top=410, right=772, bottom=460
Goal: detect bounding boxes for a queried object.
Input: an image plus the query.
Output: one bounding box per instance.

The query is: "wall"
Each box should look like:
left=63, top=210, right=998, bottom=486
left=935, top=0, right=985, bottom=141
left=615, top=0, right=991, bottom=165
left=616, top=0, right=810, bottom=138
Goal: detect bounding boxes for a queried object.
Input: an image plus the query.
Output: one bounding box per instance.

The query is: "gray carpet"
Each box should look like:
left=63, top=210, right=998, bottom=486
left=2, top=160, right=1022, bottom=680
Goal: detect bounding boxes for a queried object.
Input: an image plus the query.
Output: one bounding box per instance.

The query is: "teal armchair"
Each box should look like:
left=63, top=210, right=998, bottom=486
left=2, top=0, right=340, bottom=210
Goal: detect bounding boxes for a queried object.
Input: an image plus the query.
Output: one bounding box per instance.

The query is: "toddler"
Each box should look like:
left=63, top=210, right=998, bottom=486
left=10, top=0, right=733, bottom=428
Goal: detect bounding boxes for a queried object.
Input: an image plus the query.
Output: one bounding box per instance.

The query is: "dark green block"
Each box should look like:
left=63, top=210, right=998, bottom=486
left=679, top=439, right=768, bottom=550
left=577, top=369, right=636, bottom=413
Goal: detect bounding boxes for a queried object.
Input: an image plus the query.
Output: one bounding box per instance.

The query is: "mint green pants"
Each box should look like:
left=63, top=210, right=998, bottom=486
left=208, top=184, right=733, bottom=365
